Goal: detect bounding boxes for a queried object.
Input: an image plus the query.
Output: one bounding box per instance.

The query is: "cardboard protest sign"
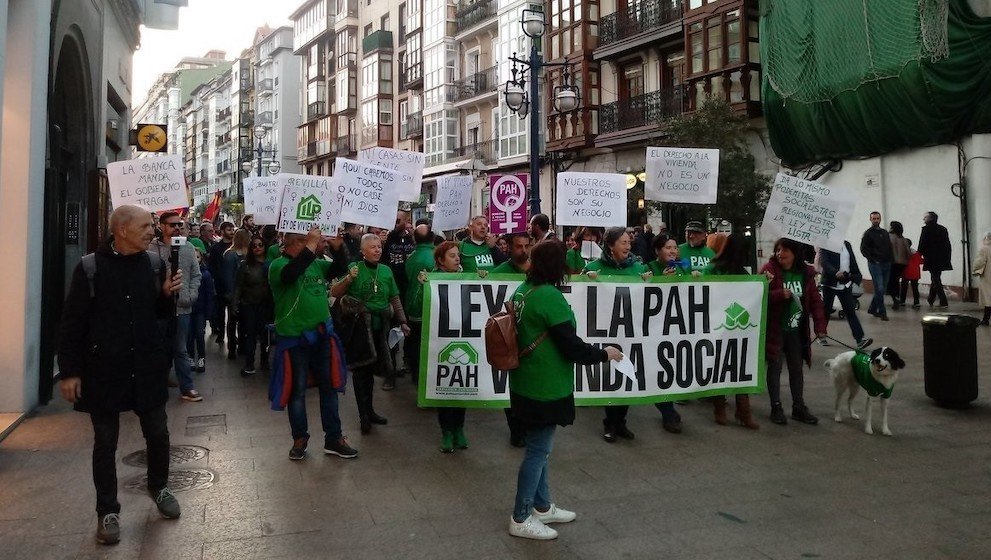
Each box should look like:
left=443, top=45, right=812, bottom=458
left=761, top=173, right=855, bottom=252
left=418, top=275, right=767, bottom=408
left=432, top=175, right=473, bottom=232
left=556, top=172, right=627, bottom=227
left=488, top=174, right=528, bottom=234
left=335, top=158, right=401, bottom=230
left=645, top=147, right=720, bottom=204
left=276, top=173, right=342, bottom=234
left=243, top=176, right=282, bottom=225
left=358, top=147, right=425, bottom=202
left=107, top=155, right=188, bottom=211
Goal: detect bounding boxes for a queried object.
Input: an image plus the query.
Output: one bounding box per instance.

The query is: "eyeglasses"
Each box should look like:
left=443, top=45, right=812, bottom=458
left=165, top=221, right=184, bottom=228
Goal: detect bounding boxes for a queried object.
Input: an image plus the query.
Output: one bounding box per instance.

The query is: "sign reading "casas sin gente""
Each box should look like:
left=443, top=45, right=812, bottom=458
left=417, top=275, right=767, bottom=408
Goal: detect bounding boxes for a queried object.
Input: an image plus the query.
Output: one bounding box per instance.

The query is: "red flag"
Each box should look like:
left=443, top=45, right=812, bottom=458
left=203, top=191, right=222, bottom=223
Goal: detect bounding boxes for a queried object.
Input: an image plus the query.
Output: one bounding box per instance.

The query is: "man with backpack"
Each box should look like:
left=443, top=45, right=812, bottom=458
left=57, top=205, right=185, bottom=545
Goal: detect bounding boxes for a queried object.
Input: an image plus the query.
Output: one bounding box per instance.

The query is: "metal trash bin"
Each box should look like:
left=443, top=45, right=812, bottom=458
left=921, top=314, right=981, bottom=407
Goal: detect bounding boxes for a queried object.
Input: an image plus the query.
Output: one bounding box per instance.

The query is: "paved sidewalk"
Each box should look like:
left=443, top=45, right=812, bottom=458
left=1, top=303, right=990, bottom=559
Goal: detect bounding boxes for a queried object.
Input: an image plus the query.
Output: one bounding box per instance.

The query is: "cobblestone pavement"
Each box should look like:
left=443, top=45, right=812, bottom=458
left=2, top=303, right=990, bottom=559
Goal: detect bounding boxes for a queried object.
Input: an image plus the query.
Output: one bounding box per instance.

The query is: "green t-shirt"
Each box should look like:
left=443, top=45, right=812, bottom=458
left=492, top=260, right=526, bottom=275
left=678, top=243, right=716, bottom=271
left=852, top=352, right=893, bottom=398
left=266, top=244, right=282, bottom=263
left=647, top=259, right=691, bottom=277
left=344, top=261, right=398, bottom=314
left=459, top=239, right=495, bottom=272
left=781, top=269, right=804, bottom=331
left=269, top=255, right=332, bottom=337
left=566, top=248, right=590, bottom=273
left=583, top=257, right=648, bottom=276
left=404, top=243, right=436, bottom=321
left=510, top=283, right=576, bottom=401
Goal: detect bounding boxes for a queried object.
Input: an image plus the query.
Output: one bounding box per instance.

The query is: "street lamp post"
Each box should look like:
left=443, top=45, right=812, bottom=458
left=251, top=124, right=282, bottom=178
left=504, top=8, right=580, bottom=217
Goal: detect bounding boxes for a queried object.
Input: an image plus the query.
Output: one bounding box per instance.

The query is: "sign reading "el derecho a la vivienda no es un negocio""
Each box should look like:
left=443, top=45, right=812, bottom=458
left=418, top=274, right=768, bottom=408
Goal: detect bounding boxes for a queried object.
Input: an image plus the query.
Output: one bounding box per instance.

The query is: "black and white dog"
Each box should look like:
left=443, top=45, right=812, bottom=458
left=825, top=347, right=906, bottom=436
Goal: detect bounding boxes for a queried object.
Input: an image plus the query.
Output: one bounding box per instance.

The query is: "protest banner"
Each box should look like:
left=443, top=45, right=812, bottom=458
left=488, top=173, right=528, bottom=234
left=556, top=172, right=627, bottom=227
left=358, top=147, right=425, bottom=202
left=645, top=147, right=720, bottom=204
left=276, top=173, right=342, bottom=234
left=335, top=158, right=401, bottom=230
left=432, top=175, right=473, bottom=232
left=761, top=173, right=855, bottom=252
left=107, top=154, right=188, bottom=211
left=243, top=176, right=282, bottom=225
left=418, top=274, right=767, bottom=408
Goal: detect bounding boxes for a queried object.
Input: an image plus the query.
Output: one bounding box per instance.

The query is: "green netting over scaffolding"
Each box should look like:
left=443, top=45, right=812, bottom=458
left=760, top=0, right=991, bottom=168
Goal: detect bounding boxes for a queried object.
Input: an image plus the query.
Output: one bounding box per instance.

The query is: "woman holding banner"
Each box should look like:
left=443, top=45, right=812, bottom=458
left=761, top=238, right=827, bottom=426
left=582, top=227, right=663, bottom=441
left=647, top=234, right=692, bottom=277
left=509, top=240, right=621, bottom=540
left=565, top=227, right=603, bottom=274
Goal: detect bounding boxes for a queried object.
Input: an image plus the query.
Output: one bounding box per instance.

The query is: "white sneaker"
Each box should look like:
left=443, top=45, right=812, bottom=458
left=532, top=504, right=576, bottom=524
left=508, top=515, right=558, bottom=540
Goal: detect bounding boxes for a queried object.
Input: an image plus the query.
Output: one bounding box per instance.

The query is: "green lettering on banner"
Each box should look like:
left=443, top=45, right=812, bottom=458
left=418, top=273, right=768, bottom=408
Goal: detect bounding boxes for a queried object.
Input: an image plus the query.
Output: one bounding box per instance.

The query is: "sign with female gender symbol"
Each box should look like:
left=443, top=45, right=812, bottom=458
left=488, top=173, right=529, bottom=234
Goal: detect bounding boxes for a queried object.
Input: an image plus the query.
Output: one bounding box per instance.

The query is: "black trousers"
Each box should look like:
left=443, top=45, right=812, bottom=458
left=927, top=270, right=948, bottom=306
left=438, top=407, right=466, bottom=430
left=603, top=405, right=629, bottom=428
left=404, top=321, right=422, bottom=382
left=767, top=330, right=806, bottom=408
left=90, top=405, right=170, bottom=516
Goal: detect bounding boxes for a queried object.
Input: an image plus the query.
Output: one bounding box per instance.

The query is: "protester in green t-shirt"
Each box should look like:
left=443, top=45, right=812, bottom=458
left=491, top=232, right=531, bottom=275
left=646, top=234, right=693, bottom=277
left=459, top=215, right=504, bottom=272
left=565, top=227, right=603, bottom=274
left=678, top=221, right=716, bottom=272
left=402, top=224, right=436, bottom=385
left=268, top=228, right=357, bottom=461
left=760, top=237, right=828, bottom=427
left=508, top=240, right=621, bottom=541
left=331, top=233, right=411, bottom=432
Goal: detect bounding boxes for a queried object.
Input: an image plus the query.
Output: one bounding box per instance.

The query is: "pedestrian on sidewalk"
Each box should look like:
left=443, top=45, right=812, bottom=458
left=233, top=235, right=271, bottom=377
left=269, top=227, right=356, bottom=461
left=902, top=239, right=922, bottom=308
left=762, top=238, right=827, bottom=426
left=918, top=211, right=952, bottom=308
left=149, top=211, right=203, bottom=402
left=971, top=231, right=991, bottom=325
left=508, top=240, right=622, bottom=541
left=57, top=205, right=184, bottom=545
left=888, top=221, right=911, bottom=309
left=187, top=246, right=214, bottom=374
left=818, top=241, right=873, bottom=350
left=222, top=229, right=251, bottom=360
left=860, top=211, right=894, bottom=320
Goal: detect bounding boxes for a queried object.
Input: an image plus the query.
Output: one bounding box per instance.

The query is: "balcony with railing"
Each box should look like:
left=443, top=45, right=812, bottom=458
left=216, top=160, right=231, bottom=175
left=455, top=0, right=498, bottom=35
left=452, top=139, right=498, bottom=164
left=216, top=106, right=232, bottom=121
left=257, top=78, right=274, bottom=96
left=257, top=111, right=274, bottom=126
left=402, top=111, right=423, bottom=138
left=453, top=66, right=498, bottom=104
left=307, top=101, right=327, bottom=121
left=215, top=131, right=232, bottom=148
left=596, top=87, right=685, bottom=144
left=595, top=0, right=683, bottom=59
left=405, top=62, right=423, bottom=90
left=362, top=30, right=393, bottom=54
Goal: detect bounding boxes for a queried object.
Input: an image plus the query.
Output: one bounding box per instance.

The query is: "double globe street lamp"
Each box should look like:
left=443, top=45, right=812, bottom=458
left=503, top=8, right=580, bottom=216
left=242, top=124, right=282, bottom=178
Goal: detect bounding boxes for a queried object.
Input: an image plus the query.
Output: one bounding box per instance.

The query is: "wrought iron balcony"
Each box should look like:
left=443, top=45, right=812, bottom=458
left=598, top=87, right=685, bottom=134
left=599, top=0, right=682, bottom=47
left=452, top=139, right=498, bottom=164
left=455, top=0, right=497, bottom=33
left=454, top=66, right=498, bottom=102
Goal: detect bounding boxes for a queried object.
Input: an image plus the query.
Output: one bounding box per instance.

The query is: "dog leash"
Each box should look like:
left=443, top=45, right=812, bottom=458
left=822, top=335, right=868, bottom=354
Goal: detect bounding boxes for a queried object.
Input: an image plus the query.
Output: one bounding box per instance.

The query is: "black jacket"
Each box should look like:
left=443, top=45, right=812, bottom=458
left=57, top=240, right=172, bottom=413
left=860, top=226, right=893, bottom=263
left=918, top=221, right=952, bottom=271
left=820, top=241, right=863, bottom=288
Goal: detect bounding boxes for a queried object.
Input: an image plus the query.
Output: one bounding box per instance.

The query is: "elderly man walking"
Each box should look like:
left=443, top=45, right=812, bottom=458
left=57, top=205, right=185, bottom=545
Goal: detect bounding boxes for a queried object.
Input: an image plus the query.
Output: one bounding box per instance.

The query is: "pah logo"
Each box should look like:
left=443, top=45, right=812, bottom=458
left=296, top=194, right=322, bottom=221
left=436, top=342, right=479, bottom=389
left=714, top=302, right=758, bottom=330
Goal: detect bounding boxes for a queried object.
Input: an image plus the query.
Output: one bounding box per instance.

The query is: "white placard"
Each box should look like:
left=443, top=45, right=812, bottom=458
left=276, top=173, right=342, bottom=234
left=335, top=158, right=401, bottom=229
left=358, top=147, right=425, bottom=202
left=645, top=147, right=720, bottom=204
left=555, top=172, right=627, bottom=227
left=760, top=173, right=856, bottom=252
left=107, top=155, right=188, bottom=211
left=244, top=176, right=282, bottom=225
left=432, top=175, right=473, bottom=232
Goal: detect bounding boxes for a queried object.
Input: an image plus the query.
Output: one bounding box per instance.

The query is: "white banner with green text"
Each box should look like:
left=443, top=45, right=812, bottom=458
left=417, top=274, right=767, bottom=408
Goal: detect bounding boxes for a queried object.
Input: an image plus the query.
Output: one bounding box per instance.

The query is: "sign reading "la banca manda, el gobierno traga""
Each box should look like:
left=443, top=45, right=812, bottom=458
left=418, top=274, right=768, bottom=408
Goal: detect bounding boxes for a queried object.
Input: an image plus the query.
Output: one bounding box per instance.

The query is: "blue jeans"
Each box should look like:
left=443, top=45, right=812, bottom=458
left=822, top=286, right=865, bottom=342
left=286, top=336, right=342, bottom=443
left=173, top=313, right=194, bottom=392
left=513, top=424, right=556, bottom=522
left=186, top=312, right=206, bottom=361
left=867, top=261, right=891, bottom=316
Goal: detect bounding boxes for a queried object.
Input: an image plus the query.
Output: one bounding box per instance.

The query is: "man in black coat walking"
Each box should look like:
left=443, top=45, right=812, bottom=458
left=860, top=211, right=894, bottom=320
left=57, top=205, right=184, bottom=545
left=918, top=211, right=952, bottom=307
